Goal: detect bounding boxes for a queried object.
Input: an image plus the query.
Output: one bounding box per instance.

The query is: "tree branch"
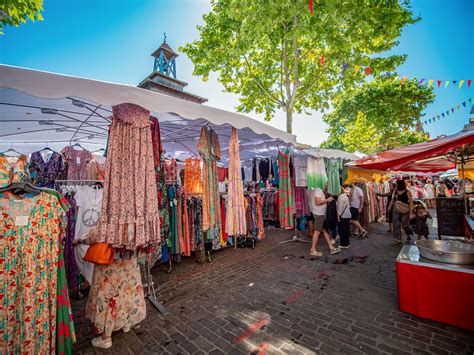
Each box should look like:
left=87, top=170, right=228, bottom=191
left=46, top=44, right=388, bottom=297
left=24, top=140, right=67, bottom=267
left=243, top=55, right=284, bottom=107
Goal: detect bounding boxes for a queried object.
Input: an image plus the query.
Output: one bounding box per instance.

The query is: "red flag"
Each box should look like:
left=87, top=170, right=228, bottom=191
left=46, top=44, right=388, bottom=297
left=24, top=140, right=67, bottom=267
left=365, top=66, right=371, bottom=75
left=469, top=80, right=472, bottom=88
left=437, top=80, right=442, bottom=87
left=309, top=0, right=313, bottom=14
left=320, top=55, right=325, bottom=65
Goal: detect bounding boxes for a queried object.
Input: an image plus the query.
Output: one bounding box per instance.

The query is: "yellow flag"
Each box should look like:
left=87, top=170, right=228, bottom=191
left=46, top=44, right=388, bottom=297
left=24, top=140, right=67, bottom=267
left=428, top=79, right=434, bottom=88
left=307, top=52, right=315, bottom=61
left=459, top=80, right=465, bottom=89
left=445, top=80, right=449, bottom=88
left=354, top=65, right=360, bottom=74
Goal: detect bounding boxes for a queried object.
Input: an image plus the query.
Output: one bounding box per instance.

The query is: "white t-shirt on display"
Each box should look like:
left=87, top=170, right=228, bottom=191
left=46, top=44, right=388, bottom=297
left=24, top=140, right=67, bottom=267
left=350, top=186, right=364, bottom=209
left=309, top=188, right=326, bottom=216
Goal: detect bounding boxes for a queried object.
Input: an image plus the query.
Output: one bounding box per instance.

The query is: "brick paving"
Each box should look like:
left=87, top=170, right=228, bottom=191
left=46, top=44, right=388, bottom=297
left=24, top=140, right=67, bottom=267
left=74, top=222, right=474, bottom=354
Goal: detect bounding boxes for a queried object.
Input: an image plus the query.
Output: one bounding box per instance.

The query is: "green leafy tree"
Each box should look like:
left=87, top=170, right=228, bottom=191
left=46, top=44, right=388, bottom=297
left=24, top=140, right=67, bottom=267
left=321, top=77, right=434, bottom=153
left=0, top=0, right=43, bottom=34
left=340, top=112, right=381, bottom=155
left=181, top=0, right=418, bottom=133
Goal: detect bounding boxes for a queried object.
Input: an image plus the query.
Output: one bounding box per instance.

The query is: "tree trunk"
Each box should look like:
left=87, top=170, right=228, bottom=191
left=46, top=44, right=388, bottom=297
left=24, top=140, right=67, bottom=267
left=286, top=109, right=293, bottom=134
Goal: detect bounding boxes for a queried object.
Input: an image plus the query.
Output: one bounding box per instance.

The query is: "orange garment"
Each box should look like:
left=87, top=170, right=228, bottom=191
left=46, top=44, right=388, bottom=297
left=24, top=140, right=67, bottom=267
left=256, top=192, right=265, bottom=239
left=184, top=158, right=202, bottom=194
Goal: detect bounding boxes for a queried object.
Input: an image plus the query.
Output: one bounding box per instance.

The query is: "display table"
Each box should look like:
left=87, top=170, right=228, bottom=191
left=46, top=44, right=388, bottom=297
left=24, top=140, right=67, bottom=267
left=396, top=245, right=474, bottom=331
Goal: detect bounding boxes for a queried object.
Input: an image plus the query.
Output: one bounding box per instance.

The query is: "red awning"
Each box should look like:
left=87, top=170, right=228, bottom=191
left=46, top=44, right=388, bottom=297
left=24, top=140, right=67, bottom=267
left=351, top=130, right=474, bottom=172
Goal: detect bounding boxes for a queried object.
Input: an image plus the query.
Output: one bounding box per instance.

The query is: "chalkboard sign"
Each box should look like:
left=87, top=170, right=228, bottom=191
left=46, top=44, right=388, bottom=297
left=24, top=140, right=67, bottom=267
left=436, top=198, right=468, bottom=237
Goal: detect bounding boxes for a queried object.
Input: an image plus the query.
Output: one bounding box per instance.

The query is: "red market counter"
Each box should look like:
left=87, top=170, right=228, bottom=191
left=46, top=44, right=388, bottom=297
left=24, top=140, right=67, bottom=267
left=396, top=245, right=474, bottom=331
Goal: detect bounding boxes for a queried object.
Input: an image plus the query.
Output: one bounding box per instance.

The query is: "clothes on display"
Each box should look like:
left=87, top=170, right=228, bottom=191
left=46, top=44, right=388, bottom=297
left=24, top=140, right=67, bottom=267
left=0, top=153, right=29, bottom=187
left=184, top=158, right=202, bottom=194
left=277, top=148, right=294, bottom=229
left=225, top=127, right=247, bottom=237
left=325, top=158, right=344, bottom=195
left=98, top=103, right=160, bottom=250
left=165, top=158, right=178, bottom=182
left=61, top=146, right=94, bottom=180
left=29, top=150, right=66, bottom=188
left=86, top=153, right=106, bottom=181
left=307, top=157, right=328, bottom=190
left=198, top=126, right=222, bottom=244
left=294, top=186, right=309, bottom=217
left=262, top=190, right=279, bottom=222
left=0, top=190, right=75, bottom=354
left=294, top=157, right=307, bottom=187
left=74, top=186, right=103, bottom=283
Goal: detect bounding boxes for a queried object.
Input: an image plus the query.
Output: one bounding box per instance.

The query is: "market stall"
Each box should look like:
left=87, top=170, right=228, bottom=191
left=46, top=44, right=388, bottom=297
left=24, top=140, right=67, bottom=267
left=0, top=64, right=300, bottom=353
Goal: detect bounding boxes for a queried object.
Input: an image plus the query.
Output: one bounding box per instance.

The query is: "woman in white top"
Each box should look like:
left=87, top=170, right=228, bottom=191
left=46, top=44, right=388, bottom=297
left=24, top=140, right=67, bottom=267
left=337, top=186, right=352, bottom=248
left=424, top=180, right=435, bottom=208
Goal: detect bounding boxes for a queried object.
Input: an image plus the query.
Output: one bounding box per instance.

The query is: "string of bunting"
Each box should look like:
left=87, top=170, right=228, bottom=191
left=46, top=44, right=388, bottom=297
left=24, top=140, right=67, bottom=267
left=306, top=53, right=472, bottom=89
left=422, top=98, right=472, bottom=126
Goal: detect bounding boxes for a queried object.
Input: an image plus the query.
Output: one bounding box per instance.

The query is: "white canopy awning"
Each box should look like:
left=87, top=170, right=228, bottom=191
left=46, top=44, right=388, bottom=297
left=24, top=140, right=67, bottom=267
left=0, top=65, right=296, bottom=161
left=303, top=148, right=361, bottom=161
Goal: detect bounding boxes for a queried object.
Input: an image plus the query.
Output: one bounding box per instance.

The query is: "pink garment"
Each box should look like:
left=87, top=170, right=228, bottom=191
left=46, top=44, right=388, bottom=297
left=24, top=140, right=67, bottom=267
left=294, top=187, right=308, bottom=217
left=61, top=146, right=93, bottom=180
left=98, top=103, right=160, bottom=250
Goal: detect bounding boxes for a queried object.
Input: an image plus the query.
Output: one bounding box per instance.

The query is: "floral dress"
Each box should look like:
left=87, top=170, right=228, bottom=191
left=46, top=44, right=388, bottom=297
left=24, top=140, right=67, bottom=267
left=85, top=257, right=146, bottom=337
left=277, top=148, right=294, bottom=229
left=0, top=154, right=30, bottom=187
left=29, top=150, right=65, bottom=188
left=0, top=191, right=75, bottom=354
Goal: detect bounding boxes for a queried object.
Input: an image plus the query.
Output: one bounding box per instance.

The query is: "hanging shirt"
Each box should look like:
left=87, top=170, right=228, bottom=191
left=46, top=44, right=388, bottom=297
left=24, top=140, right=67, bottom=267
left=258, top=158, right=273, bottom=180
left=29, top=150, right=65, bottom=188
left=294, top=157, right=307, bottom=187
left=61, top=146, right=93, bottom=180
left=0, top=154, right=29, bottom=187
left=307, top=157, right=328, bottom=189
left=74, top=186, right=103, bottom=283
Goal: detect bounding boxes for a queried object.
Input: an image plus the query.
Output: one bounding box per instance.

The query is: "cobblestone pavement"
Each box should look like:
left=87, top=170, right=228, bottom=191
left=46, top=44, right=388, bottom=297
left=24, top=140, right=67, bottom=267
left=74, top=222, right=474, bottom=354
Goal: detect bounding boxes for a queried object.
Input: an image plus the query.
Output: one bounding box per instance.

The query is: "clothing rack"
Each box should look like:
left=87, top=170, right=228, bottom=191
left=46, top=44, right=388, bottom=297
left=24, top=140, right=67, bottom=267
left=55, top=179, right=103, bottom=186
left=279, top=214, right=311, bottom=244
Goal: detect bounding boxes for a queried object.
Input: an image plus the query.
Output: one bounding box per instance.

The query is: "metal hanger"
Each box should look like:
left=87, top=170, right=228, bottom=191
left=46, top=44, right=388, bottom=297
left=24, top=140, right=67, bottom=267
left=71, top=142, right=85, bottom=150
left=2, top=147, right=24, bottom=156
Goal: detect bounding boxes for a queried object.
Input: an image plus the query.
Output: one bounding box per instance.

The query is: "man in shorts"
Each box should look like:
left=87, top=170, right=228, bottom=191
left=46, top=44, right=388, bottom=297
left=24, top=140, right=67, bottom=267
left=350, top=183, right=368, bottom=238
left=309, top=186, right=341, bottom=256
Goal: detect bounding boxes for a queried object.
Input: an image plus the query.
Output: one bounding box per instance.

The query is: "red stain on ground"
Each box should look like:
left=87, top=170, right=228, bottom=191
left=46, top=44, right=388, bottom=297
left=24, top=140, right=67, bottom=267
left=234, top=319, right=269, bottom=344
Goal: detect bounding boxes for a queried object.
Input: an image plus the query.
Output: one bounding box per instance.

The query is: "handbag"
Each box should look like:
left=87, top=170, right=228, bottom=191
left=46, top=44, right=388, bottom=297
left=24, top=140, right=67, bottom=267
left=84, top=242, right=114, bottom=265
left=394, top=201, right=411, bottom=214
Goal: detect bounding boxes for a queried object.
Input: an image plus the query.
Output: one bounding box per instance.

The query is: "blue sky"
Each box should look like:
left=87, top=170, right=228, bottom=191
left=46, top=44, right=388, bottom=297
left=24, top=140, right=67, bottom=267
left=1, top=0, right=473, bottom=146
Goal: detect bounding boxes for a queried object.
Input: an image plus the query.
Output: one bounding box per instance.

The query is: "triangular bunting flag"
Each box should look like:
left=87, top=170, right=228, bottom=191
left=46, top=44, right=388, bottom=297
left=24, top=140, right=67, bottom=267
left=309, top=0, right=314, bottom=14
left=354, top=65, right=360, bottom=74
left=365, top=66, right=371, bottom=75
left=442, top=113, right=445, bottom=117
left=429, top=119, right=432, bottom=123
left=437, top=80, right=442, bottom=87
left=401, top=76, right=407, bottom=85
left=457, top=105, right=460, bottom=110
left=307, top=52, right=315, bottom=61
left=459, top=80, right=465, bottom=89
left=428, top=79, right=434, bottom=88
left=437, top=115, right=440, bottom=119
left=342, top=63, right=348, bottom=72
left=445, top=81, right=450, bottom=88
left=320, top=55, right=325, bottom=65
left=453, top=80, right=457, bottom=84
left=463, top=102, right=466, bottom=107
left=469, top=98, right=473, bottom=103
left=419, top=79, right=425, bottom=84
left=446, top=111, right=449, bottom=116
left=468, top=80, right=472, bottom=88
left=451, top=108, right=455, bottom=113
left=424, top=121, right=427, bottom=125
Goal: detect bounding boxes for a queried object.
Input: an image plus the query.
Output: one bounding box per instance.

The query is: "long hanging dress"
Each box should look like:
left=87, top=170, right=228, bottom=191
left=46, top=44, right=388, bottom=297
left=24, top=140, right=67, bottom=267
left=225, top=127, right=247, bottom=238
left=278, top=148, right=294, bottom=229
left=97, top=103, right=160, bottom=250
left=198, top=126, right=221, bottom=245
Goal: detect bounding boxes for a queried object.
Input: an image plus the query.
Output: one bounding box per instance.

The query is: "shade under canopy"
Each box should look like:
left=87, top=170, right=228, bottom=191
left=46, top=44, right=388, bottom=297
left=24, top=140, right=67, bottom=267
left=349, top=130, right=474, bottom=172
left=0, top=65, right=296, bottom=161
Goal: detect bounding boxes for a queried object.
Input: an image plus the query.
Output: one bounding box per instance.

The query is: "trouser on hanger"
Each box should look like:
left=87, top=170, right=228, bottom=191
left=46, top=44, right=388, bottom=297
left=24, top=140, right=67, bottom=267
left=392, top=210, right=412, bottom=242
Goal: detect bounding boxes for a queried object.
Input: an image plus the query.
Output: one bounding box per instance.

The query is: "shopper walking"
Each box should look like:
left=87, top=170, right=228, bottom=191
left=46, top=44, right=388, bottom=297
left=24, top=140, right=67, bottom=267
left=424, top=179, right=435, bottom=208
left=349, top=183, right=368, bottom=238
left=308, top=187, right=341, bottom=256
left=337, top=186, right=352, bottom=248
left=376, top=181, right=397, bottom=233
left=388, top=179, right=414, bottom=245
left=436, top=180, right=449, bottom=197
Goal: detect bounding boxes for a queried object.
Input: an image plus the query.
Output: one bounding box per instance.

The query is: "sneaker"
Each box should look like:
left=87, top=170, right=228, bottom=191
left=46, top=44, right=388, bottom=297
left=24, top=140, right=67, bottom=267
left=361, top=230, right=368, bottom=238
left=310, top=250, right=323, bottom=257
left=330, top=247, right=341, bottom=255
left=330, top=239, right=336, bottom=246
left=92, top=336, right=112, bottom=349
left=339, top=245, right=350, bottom=249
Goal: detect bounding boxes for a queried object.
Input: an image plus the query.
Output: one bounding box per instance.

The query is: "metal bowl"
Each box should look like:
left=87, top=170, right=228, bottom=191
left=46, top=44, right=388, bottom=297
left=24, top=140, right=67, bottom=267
left=415, top=240, right=474, bottom=265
